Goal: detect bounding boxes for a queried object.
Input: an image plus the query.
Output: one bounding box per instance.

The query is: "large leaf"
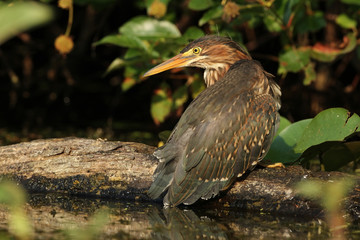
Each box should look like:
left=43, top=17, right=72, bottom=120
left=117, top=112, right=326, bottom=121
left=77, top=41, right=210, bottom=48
left=266, top=119, right=312, bottom=164
left=268, top=108, right=360, bottom=169
left=294, top=108, right=360, bottom=153
left=275, top=116, right=291, bottom=138
left=0, top=2, right=53, bottom=45
left=119, top=16, right=181, bottom=39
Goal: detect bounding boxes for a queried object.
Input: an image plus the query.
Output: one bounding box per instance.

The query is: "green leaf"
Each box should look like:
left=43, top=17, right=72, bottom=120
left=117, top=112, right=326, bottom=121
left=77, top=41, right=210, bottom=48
left=0, top=2, right=53, bottom=45
left=336, top=14, right=357, bottom=29
left=318, top=141, right=360, bottom=171
left=188, top=0, right=214, bottom=11
left=103, top=58, right=125, bottom=76
left=263, top=13, right=282, bottom=32
left=282, top=0, right=296, bottom=25
left=182, top=27, right=204, bottom=41
left=310, top=33, right=357, bottom=62
left=94, top=34, right=148, bottom=50
left=295, top=108, right=360, bottom=153
left=124, top=48, right=143, bottom=59
left=299, top=141, right=347, bottom=169
left=151, top=83, right=172, bottom=123
left=266, top=119, right=312, bottom=164
left=275, top=116, right=291, bottom=138
left=119, top=16, right=181, bottom=39
left=198, top=6, right=223, bottom=26
left=295, top=11, right=326, bottom=34
left=172, top=85, right=188, bottom=110
left=278, top=48, right=310, bottom=74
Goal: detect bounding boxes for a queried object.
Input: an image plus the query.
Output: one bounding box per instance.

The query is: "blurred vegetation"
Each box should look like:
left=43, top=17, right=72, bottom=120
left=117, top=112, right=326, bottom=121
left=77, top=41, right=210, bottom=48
left=296, top=178, right=355, bottom=239
left=0, top=0, right=359, bottom=170
left=0, top=181, right=33, bottom=239
left=0, top=181, right=110, bottom=240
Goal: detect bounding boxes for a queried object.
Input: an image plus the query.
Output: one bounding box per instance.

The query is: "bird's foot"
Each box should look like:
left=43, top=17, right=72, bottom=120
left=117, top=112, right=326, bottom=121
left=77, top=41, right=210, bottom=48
left=259, top=162, right=285, bottom=168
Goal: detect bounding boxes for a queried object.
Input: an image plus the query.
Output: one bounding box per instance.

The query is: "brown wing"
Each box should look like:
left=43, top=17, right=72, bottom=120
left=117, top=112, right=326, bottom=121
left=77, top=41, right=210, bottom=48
left=163, top=93, right=278, bottom=206
left=148, top=59, right=280, bottom=206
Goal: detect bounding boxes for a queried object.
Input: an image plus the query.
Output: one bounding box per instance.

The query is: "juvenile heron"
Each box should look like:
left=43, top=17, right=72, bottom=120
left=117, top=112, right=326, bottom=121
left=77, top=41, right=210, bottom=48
left=143, top=35, right=281, bottom=207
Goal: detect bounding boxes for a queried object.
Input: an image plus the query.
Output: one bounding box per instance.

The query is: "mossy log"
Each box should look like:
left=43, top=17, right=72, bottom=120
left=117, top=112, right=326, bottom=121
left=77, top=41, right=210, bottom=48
left=0, top=137, right=359, bottom=219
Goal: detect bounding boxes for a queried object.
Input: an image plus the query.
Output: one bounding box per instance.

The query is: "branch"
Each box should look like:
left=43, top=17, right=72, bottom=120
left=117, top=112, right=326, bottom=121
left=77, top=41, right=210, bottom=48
left=0, top=137, right=359, bottom=219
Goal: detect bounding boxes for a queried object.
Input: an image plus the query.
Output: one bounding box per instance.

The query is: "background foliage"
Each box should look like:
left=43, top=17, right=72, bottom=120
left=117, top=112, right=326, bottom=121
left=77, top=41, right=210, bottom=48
left=0, top=0, right=359, bottom=172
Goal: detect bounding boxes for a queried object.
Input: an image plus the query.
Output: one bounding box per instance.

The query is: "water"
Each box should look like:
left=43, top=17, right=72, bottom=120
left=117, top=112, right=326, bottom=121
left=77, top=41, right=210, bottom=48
left=1, top=193, right=357, bottom=239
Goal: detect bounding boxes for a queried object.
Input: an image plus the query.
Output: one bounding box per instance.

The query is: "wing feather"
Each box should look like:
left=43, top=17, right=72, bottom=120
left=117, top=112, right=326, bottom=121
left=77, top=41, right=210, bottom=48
left=162, top=93, right=278, bottom=206
left=148, top=59, right=280, bottom=207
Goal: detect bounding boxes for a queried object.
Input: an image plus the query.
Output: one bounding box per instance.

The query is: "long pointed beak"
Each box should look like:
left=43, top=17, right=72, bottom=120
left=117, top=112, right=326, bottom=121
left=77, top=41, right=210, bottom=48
left=143, top=54, right=195, bottom=78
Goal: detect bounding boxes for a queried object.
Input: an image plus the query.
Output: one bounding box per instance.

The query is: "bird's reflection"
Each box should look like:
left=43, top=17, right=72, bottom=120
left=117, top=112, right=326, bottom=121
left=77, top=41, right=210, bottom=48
left=148, top=207, right=228, bottom=240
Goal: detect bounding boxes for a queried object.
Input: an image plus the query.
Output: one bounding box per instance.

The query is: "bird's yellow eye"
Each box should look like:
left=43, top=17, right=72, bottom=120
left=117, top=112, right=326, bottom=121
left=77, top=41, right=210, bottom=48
left=193, top=47, right=201, bottom=54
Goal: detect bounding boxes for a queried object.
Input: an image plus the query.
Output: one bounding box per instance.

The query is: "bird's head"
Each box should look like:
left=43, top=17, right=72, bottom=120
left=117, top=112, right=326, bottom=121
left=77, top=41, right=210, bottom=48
left=143, top=35, right=251, bottom=86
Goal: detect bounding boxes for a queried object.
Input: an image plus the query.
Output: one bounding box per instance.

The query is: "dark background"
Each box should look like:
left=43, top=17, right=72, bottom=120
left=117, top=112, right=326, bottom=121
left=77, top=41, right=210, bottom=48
left=0, top=0, right=359, bottom=145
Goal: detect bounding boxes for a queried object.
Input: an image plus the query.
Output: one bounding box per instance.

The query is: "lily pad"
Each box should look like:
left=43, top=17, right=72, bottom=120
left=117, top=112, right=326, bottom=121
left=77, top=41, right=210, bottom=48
left=299, top=134, right=360, bottom=171
left=294, top=108, right=360, bottom=153
left=266, top=119, right=312, bottom=164
left=275, top=116, right=291, bottom=138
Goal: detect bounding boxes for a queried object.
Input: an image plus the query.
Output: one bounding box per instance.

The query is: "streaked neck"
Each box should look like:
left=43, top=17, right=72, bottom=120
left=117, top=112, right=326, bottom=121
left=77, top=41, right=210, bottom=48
left=203, top=63, right=231, bottom=87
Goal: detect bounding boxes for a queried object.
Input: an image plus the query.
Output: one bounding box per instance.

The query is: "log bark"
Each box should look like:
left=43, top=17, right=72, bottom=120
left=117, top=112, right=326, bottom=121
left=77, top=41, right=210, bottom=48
left=0, top=137, right=359, bottom=219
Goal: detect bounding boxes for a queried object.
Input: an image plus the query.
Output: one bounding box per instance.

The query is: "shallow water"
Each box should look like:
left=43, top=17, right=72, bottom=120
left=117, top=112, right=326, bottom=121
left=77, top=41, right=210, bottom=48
left=1, top=193, right=359, bottom=239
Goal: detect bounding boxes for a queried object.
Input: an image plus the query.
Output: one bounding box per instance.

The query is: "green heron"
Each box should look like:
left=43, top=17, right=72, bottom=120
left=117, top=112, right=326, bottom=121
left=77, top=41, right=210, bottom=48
left=143, top=35, right=281, bottom=207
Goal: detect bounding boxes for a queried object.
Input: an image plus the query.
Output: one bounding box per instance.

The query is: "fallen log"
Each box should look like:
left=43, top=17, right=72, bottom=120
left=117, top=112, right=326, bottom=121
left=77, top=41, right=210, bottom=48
left=0, top=137, right=359, bottom=219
